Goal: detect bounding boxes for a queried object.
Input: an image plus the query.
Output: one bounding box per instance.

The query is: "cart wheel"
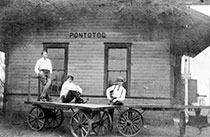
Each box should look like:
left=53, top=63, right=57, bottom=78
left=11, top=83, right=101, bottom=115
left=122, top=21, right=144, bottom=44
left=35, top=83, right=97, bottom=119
left=92, top=110, right=112, bottom=135
left=27, top=106, right=46, bottom=131
left=70, top=110, right=91, bottom=137
left=117, top=108, right=143, bottom=137
left=45, top=109, right=64, bottom=129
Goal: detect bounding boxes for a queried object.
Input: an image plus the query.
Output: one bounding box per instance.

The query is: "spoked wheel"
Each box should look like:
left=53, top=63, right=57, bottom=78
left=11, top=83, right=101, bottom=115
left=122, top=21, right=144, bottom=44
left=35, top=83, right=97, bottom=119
left=45, top=109, right=64, bottom=129
left=117, top=108, right=143, bottom=137
left=70, top=110, right=91, bottom=137
left=91, top=110, right=112, bottom=135
left=27, top=106, right=46, bottom=131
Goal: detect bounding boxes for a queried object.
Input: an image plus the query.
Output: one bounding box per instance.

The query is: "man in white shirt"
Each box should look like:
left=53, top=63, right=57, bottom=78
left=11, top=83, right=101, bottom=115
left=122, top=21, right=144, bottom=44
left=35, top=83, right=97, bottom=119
left=60, top=75, right=84, bottom=103
left=34, top=51, right=53, bottom=102
left=106, top=76, right=126, bottom=124
left=106, top=76, right=126, bottom=105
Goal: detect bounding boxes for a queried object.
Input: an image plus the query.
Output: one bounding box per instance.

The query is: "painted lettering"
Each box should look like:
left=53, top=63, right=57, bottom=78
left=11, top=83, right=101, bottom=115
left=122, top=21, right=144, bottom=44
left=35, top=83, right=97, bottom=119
left=96, top=32, right=101, bottom=38
left=83, top=32, right=87, bottom=38
left=78, top=33, right=83, bottom=38
left=102, top=32, right=106, bottom=38
left=69, top=32, right=106, bottom=39
left=69, top=32, right=74, bottom=38
left=87, top=32, right=92, bottom=38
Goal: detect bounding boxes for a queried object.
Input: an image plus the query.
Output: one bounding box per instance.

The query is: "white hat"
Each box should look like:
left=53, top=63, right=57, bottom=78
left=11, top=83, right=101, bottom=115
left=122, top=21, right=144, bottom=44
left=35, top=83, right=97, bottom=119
left=116, top=76, right=124, bottom=82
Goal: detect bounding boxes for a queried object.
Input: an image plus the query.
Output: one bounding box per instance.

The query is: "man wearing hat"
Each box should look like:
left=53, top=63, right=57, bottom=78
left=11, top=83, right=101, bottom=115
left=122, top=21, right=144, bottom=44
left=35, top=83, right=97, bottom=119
left=60, top=75, right=84, bottom=103
left=106, top=76, right=126, bottom=125
left=106, top=76, right=126, bottom=105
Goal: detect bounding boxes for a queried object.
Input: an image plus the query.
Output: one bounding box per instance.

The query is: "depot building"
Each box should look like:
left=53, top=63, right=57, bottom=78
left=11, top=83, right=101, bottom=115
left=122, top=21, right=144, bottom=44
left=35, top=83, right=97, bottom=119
left=3, top=2, right=210, bottom=125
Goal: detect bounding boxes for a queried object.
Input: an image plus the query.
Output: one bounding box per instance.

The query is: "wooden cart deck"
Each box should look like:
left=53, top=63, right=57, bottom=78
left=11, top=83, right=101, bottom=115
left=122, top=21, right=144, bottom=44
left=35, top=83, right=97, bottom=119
left=24, top=101, right=117, bottom=111
left=25, top=100, right=210, bottom=110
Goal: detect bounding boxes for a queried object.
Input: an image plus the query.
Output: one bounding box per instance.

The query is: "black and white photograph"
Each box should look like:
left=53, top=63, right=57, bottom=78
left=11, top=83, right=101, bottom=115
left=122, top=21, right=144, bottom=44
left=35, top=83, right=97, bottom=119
left=1, top=0, right=210, bottom=137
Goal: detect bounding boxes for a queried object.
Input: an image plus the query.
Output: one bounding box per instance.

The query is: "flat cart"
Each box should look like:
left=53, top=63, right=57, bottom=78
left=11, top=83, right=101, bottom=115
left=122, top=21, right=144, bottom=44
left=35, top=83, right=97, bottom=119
left=24, top=101, right=116, bottom=137
left=25, top=75, right=210, bottom=137
left=25, top=75, right=144, bottom=137
left=24, top=100, right=184, bottom=137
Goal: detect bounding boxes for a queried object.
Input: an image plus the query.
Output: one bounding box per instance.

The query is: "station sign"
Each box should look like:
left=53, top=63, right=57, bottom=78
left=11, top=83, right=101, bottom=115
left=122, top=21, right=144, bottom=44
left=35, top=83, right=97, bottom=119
left=69, top=32, right=106, bottom=39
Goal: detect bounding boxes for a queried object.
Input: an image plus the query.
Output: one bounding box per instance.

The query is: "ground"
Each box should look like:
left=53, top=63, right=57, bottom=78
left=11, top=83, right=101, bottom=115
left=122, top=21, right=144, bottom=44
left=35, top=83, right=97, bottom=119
left=1, top=111, right=210, bottom=137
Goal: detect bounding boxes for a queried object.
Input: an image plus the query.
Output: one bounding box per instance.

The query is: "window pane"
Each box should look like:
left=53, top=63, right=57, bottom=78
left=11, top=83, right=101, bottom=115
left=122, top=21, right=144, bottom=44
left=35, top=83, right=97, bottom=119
left=47, top=48, right=65, bottom=78
left=109, top=49, right=127, bottom=60
left=48, top=49, right=65, bottom=59
left=108, top=48, right=127, bottom=70
left=50, top=71, right=65, bottom=94
left=52, top=59, right=64, bottom=70
left=108, top=60, right=126, bottom=70
left=51, top=71, right=65, bottom=81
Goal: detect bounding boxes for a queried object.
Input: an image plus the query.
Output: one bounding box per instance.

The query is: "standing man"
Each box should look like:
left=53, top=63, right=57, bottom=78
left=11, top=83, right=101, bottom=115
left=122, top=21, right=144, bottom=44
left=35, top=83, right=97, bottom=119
left=34, top=51, right=53, bottom=102
left=60, top=75, right=84, bottom=103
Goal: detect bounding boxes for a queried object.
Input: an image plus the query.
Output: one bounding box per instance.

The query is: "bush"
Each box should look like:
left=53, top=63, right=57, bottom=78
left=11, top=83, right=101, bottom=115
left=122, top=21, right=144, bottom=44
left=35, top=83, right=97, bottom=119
left=0, top=0, right=64, bottom=50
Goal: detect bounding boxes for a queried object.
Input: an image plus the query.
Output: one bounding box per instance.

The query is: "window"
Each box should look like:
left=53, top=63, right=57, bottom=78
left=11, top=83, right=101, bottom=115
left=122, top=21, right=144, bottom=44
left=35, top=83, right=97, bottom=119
left=104, top=43, right=131, bottom=96
left=43, top=43, right=68, bottom=95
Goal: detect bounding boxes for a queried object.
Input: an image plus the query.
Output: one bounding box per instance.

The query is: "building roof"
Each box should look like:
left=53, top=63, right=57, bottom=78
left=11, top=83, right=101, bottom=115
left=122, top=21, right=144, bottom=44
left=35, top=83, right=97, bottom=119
left=179, top=6, right=210, bottom=57
left=1, top=0, right=210, bottom=57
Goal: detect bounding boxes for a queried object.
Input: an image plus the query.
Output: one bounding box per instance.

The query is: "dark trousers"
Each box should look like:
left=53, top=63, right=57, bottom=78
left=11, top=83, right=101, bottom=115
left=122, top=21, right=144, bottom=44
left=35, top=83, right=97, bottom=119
left=109, top=100, right=123, bottom=121
left=38, top=70, right=51, bottom=98
left=61, top=90, right=82, bottom=103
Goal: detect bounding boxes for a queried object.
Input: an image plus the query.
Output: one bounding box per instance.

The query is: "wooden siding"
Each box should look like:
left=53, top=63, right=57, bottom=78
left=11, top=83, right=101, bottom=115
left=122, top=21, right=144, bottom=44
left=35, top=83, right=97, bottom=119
left=68, top=42, right=104, bottom=95
left=5, top=14, right=173, bottom=112
left=131, top=41, right=171, bottom=98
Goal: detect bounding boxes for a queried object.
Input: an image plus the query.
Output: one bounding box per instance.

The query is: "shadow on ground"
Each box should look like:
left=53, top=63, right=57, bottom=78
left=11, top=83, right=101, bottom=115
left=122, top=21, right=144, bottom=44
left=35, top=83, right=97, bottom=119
left=1, top=111, right=210, bottom=137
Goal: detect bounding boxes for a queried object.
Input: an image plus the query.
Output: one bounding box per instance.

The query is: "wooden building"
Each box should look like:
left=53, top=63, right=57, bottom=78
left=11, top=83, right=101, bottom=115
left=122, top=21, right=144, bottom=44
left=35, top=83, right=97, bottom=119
left=2, top=1, right=210, bottom=124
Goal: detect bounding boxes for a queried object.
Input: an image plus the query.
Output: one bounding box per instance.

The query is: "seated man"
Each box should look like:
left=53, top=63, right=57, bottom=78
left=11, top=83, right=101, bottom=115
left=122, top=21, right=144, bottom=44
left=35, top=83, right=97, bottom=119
left=106, top=76, right=126, bottom=105
left=60, top=75, right=84, bottom=103
left=106, top=76, right=126, bottom=128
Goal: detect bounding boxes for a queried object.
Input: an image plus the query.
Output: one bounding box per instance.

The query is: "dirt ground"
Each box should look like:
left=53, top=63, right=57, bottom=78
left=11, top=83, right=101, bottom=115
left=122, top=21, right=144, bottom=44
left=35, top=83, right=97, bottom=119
left=0, top=111, right=210, bottom=137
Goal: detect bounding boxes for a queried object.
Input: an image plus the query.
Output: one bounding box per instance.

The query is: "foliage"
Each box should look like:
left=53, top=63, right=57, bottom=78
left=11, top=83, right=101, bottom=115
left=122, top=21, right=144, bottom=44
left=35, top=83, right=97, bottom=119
left=0, top=0, right=210, bottom=55
left=0, top=0, right=11, bottom=8
left=0, top=0, right=60, bottom=50
left=0, top=0, right=102, bottom=51
left=114, top=0, right=210, bottom=55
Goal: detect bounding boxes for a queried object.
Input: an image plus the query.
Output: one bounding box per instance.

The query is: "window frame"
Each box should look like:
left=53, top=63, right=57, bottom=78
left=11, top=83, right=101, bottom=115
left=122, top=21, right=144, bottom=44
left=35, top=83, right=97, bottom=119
left=43, top=43, right=69, bottom=95
left=43, top=43, right=69, bottom=77
left=104, top=42, right=131, bottom=96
